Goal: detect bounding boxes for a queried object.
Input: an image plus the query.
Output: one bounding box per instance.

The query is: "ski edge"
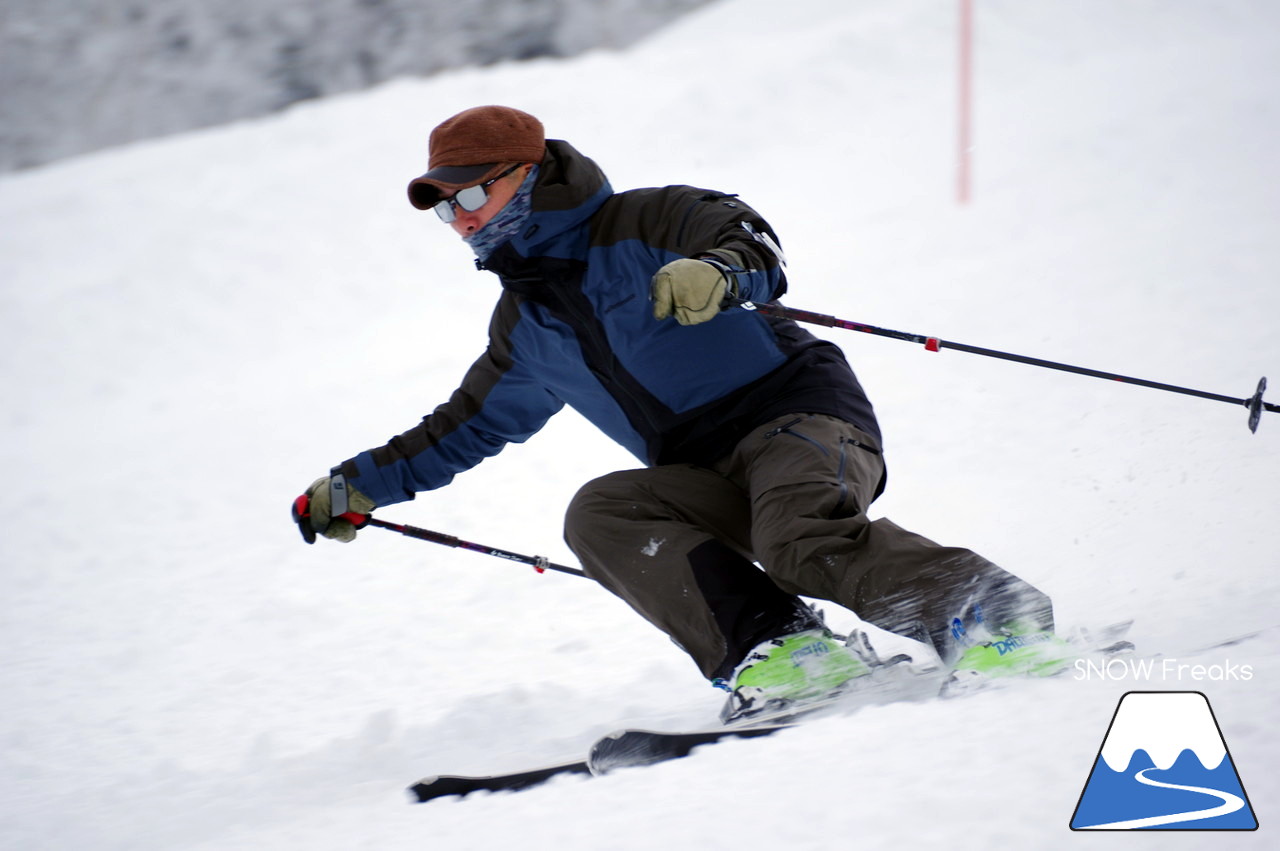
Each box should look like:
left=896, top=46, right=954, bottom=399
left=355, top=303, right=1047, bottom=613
left=407, top=758, right=592, bottom=803
left=587, top=721, right=794, bottom=776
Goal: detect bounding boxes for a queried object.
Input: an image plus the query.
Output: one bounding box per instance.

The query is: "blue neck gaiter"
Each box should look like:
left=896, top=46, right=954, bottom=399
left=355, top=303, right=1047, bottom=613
left=464, top=165, right=540, bottom=261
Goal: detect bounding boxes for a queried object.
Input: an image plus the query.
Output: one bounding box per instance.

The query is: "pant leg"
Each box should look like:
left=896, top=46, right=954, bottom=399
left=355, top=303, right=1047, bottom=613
left=722, top=414, right=1055, bottom=664
left=564, top=465, right=819, bottom=680
left=842, top=518, right=1055, bottom=663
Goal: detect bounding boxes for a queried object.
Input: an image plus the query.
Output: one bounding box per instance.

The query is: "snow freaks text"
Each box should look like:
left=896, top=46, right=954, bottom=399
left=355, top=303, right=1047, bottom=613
left=1074, top=658, right=1254, bottom=682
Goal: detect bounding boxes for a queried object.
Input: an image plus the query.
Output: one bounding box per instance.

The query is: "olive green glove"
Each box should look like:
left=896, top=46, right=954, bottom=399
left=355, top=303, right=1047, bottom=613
left=651, top=258, right=738, bottom=325
left=295, top=475, right=377, bottom=543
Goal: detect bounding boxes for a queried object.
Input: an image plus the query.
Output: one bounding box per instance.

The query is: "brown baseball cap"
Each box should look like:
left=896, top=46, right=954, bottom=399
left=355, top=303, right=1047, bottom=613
left=407, top=105, right=546, bottom=210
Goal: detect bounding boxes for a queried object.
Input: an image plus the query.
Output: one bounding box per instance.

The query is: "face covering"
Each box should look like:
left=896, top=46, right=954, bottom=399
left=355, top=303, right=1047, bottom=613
left=464, top=165, right=540, bottom=261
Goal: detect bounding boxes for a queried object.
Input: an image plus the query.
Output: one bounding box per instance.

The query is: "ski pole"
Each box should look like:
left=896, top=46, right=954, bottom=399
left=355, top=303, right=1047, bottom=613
left=292, top=483, right=587, bottom=577
left=363, top=517, right=589, bottom=578
left=732, top=298, right=1276, bottom=433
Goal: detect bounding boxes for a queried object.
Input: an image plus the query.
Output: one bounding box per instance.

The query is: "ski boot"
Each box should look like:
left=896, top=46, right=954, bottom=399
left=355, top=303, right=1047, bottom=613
left=944, top=611, right=1077, bottom=694
left=718, top=628, right=873, bottom=723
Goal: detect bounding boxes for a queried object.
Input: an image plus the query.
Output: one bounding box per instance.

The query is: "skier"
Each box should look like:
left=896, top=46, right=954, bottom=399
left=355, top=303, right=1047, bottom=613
left=294, top=105, right=1069, bottom=718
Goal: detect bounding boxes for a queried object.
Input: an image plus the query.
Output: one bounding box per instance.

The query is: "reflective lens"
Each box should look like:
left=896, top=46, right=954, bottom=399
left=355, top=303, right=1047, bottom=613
left=433, top=164, right=522, bottom=223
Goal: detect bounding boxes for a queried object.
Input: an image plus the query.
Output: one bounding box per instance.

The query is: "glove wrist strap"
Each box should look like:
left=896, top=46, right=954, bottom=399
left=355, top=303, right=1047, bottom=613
left=328, top=467, right=350, bottom=518
left=697, top=256, right=741, bottom=300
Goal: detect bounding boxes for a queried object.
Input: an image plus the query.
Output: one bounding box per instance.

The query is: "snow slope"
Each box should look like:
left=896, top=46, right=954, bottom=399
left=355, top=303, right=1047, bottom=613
left=2, top=1, right=1277, bottom=848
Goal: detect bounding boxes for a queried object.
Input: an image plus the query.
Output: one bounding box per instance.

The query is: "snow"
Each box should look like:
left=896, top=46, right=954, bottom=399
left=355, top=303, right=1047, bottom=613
left=2, top=0, right=1278, bottom=847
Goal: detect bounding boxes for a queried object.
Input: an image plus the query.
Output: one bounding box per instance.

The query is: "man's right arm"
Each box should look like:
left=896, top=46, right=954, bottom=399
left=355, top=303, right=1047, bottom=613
left=339, top=295, right=563, bottom=507
left=297, top=296, right=564, bottom=541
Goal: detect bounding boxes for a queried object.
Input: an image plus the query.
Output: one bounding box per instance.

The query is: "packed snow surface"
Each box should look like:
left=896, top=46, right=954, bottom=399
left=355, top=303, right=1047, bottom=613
left=2, top=1, right=1277, bottom=848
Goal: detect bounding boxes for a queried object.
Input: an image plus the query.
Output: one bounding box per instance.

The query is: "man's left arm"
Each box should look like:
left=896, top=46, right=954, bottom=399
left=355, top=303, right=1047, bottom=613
left=687, top=194, right=788, bottom=303
left=651, top=192, right=788, bottom=325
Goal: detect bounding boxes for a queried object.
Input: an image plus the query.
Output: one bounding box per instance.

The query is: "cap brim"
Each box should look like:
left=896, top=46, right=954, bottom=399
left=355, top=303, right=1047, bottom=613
left=406, top=163, right=502, bottom=210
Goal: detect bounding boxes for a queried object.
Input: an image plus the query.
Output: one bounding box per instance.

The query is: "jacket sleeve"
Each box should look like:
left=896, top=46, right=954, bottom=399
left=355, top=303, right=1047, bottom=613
left=336, top=295, right=564, bottom=507
left=672, top=190, right=789, bottom=304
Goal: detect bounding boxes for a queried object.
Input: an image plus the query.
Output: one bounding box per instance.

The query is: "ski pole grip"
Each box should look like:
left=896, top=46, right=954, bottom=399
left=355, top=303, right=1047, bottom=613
left=291, top=492, right=371, bottom=545
left=364, top=517, right=456, bottom=546
left=292, top=494, right=317, bottom=544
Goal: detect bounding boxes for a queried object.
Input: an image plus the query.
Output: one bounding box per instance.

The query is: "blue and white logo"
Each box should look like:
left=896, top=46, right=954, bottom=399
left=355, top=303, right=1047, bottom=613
left=1071, top=691, right=1257, bottom=830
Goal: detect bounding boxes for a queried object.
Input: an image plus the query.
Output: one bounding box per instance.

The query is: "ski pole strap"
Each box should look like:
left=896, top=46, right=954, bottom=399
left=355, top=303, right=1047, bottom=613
left=364, top=518, right=589, bottom=578
left=731, top=298, right=1276, bottom=433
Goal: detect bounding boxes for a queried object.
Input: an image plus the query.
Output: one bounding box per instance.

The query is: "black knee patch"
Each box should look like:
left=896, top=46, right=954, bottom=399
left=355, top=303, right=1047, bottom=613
left=689, top=538, right=823, bottom=680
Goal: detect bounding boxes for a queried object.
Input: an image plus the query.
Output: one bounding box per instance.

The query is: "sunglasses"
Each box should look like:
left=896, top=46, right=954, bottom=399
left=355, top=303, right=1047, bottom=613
left=433, top=164, right=523, bottom=223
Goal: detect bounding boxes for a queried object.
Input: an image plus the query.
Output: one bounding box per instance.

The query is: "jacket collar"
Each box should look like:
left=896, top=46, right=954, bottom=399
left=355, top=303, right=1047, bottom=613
left=478, top=139, right=612, bottom=273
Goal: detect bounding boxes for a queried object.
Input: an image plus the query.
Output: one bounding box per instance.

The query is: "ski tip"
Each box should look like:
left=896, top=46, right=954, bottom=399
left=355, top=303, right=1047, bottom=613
left=407, top=760, right=595, bottom=802
left=407, top=777, right=442, bottom=804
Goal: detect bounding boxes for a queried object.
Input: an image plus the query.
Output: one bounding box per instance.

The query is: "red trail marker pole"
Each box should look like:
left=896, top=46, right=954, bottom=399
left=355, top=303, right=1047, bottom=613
left=958, top=0, right=974, bottom=204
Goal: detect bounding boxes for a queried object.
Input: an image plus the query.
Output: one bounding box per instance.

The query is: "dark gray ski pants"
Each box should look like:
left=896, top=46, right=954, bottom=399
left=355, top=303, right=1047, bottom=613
left=565, top=413, right=1052, bottom=680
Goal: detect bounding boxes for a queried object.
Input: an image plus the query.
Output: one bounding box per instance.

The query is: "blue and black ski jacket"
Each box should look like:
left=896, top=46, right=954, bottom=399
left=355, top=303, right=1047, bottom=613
left=339, top=140, right=881, bottom=508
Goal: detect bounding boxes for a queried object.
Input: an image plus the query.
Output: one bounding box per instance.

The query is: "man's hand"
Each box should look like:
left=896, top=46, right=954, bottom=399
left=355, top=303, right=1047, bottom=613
left=651, top=258, right=737, bottom=325
left=292, top=475, right=376, bottom=543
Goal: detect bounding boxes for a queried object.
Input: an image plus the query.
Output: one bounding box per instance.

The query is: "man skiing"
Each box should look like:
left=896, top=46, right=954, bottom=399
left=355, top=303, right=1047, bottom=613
left=294, top=105, right=1067, bottom=718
